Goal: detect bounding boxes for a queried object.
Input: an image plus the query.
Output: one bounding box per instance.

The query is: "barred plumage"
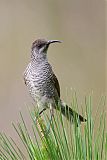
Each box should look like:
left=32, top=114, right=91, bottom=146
left=23, top=39, right=86, bottom=123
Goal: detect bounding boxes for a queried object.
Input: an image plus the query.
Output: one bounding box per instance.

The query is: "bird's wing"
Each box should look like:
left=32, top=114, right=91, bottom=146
left=51, top=73, right=60, bottom=98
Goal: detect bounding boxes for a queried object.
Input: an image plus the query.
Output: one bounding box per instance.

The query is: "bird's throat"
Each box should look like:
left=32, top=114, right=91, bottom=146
left=31, top=50, right=47, bottom=63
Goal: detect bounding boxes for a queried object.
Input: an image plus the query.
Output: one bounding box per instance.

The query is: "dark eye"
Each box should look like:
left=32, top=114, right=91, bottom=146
left=38, top=44, right=44, bottom=48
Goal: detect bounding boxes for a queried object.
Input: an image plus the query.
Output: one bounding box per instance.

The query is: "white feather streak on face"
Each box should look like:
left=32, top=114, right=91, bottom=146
left=38, top=45, right=47, bottom=54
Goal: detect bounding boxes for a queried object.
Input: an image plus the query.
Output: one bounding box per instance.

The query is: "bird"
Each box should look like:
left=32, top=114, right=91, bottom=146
left=23, top=39, right=86, bottom=126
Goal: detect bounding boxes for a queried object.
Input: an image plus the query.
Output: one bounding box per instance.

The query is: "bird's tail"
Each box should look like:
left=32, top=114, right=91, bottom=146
left=59, top=100, right=86, bottom=124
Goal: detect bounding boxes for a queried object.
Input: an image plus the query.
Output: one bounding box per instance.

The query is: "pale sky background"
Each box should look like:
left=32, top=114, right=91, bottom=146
left=0, top=0, right=106, bottom=138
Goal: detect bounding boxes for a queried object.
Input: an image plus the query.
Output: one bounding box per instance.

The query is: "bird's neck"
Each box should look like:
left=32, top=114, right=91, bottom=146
left=31, top=50, right=48, bottom=65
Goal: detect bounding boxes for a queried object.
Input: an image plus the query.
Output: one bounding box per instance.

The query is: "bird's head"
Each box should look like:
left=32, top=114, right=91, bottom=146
left=31, top=39, right=62, bottom=61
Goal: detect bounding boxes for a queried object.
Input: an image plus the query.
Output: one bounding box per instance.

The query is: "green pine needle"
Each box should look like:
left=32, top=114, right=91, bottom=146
left=0, top=95, right=107, bottom=160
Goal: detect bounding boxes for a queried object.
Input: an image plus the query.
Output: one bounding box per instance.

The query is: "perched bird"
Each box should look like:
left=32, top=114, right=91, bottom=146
left=23, top=39, right=86, bottom=125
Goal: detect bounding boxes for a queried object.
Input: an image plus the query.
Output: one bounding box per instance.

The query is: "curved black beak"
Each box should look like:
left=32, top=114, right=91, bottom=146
left=47, top=40, right=62, bottom=45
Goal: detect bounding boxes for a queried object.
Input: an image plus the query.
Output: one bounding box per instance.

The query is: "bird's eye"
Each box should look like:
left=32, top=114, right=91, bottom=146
left=38, top=44, right=44, bottom=48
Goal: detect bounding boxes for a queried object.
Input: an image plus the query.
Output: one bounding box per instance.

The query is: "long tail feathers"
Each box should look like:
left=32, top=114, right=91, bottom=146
left=60, top=101, right=86, bottom=123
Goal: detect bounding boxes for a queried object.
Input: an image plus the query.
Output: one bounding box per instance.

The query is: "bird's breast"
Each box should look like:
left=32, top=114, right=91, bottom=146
left=23, top=62, right=55, bottom=100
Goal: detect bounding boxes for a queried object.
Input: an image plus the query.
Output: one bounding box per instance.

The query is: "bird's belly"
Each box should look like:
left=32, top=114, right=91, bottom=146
left=26, top=79, right=43, bottom=101
left=29, top=82, right=54, bottom=100
left=25, top=69, right=56, bottom=101
left=27, top=80, right=55, bottom=110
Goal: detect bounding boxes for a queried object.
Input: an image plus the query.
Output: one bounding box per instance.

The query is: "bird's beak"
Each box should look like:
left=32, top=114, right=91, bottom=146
left=47, top=40, right=62, bottom=45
